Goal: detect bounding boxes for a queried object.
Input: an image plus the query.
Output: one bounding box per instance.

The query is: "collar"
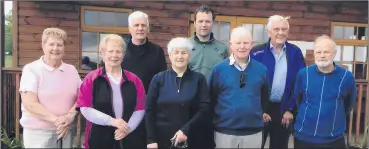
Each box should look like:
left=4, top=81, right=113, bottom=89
left=315, top=62, right=338, bottom=75
left=193, top=32, right=215, bottom=44
left=39, top=56, right=66, bottom=71
left=229, top=54, right=251, bottom=66
left=270, top=42, right=286, bottom=52
left=169, top=66, right=191, bottom=77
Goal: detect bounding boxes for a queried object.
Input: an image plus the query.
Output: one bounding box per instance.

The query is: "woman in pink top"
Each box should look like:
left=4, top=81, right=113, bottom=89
left=76, top=34, right=146, bottom=149
left=19, top=28, right=81, bottom=148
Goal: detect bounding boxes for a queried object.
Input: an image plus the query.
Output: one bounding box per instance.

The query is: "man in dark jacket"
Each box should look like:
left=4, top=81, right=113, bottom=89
left=121, top=10, right=167, bottom=149
left=250, top=15, right=306, bottom=149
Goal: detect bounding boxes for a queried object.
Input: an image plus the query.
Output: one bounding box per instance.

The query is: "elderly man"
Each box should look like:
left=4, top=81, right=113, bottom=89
left=189, top=5, right=229, bottom=148
left=250, top=15, right=306, bottom=149
left=209, top=27, right=271, bottom=148
left=121, top=11, right=167, bottom=148
left=292, top=35, right=356, bottom=149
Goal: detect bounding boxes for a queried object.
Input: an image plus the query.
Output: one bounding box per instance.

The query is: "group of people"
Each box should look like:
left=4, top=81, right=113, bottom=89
left=19, top=4, right=357, bottom=149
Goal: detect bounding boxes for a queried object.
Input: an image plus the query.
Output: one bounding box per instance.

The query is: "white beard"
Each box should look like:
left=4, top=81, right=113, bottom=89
left=315, top=60, right=333, bottom=68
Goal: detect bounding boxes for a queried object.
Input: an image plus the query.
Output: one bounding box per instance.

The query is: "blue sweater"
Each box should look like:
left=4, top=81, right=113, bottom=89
left=251, top=40, right=306, bottom=114
left=208, top=58, right=270, bottom=135
left=293, top=64, right=357, bottom=143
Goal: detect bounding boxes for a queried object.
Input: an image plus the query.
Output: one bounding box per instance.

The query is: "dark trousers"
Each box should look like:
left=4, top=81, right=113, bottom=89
left=294, top=137, right=346, bottom=149
left=262, top=103, right=290, bottom=149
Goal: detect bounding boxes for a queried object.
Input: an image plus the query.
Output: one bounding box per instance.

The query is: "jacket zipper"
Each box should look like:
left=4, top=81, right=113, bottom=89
left=176, top=77, right=182, bottom=93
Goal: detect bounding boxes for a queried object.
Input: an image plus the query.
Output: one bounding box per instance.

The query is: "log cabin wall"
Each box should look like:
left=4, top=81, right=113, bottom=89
left=13, top=1, right=368, bottom=69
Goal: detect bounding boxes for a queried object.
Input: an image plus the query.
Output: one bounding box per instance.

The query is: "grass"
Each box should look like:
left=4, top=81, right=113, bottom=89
left=5, top=55, right=12, bottom=67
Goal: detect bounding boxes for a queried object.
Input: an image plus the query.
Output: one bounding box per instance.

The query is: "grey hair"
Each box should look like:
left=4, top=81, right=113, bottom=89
left=314, top=35, right=337, bottom=52
left=230, top=26, right=252, bottom=41
left=267, top=15, right=290, bottom=30
left=128, top=11, right=149, bottom=27
left=167, top=37, right=194, bottom=54
left=99, top=34, right=126, bottom=53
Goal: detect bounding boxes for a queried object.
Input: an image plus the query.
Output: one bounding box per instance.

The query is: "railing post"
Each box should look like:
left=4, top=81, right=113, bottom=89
left=0, top=1, right=5, bottom=149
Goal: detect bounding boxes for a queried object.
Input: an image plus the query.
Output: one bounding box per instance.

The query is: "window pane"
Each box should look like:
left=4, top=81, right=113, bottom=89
left=333, top=26, right=343, bottom=39
left=242, top=24, right=252, bottom=32
left=334, top=45, right=341, bottom=61
left=341, top=63, right=353, bottom=72
left=342, top=46, right=354, bottom=62
left=212, top=22, right=220, bottom=40
left=116, top=12, right=129, bottom=27
left=253, top=24, right=264, bottom=42
left=355, top=46, right=367, bottom=62
left=344, top=26, right=355, bottom=39
left=81, top=52, right=99, bottom=70
left=85, top=10, right=98, bottom=25
left=98, top=11, right=115, bottom=26
left=263, top=25, right=269, bottom=41
left=219, top=22, right=230, bottom=42
left=82, top=32, right=99, bottom=52
left=355, top=63, right=366, bottom=79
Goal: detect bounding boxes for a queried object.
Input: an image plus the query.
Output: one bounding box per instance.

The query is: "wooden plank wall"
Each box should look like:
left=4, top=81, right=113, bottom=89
left=14, top=1, right=368, bottom=69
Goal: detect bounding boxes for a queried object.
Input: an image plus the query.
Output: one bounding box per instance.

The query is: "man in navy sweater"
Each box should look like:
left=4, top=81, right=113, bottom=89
left=209, top=27, right=271, bottom=148
left=250, top=15, right=306, bottom=149
left=292, top=35, right=357, bottom=149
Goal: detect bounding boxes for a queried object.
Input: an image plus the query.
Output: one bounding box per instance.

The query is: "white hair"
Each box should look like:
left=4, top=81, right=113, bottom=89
left=267, top=15, right=290, bottom=30
left=128, top=11, right=149, bottom=27
left=314, top=35, right=337, bottom=52
left=230, top=27, right=252, bottom=41
left=167, top=37, right=193, bottom=54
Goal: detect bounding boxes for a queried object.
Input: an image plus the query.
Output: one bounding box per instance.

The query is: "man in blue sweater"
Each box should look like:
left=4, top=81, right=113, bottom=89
left=209, top=27, right=271, bottom=148
left=292, top=35, right=357, bottom=149
left=250, top=15, right=306, bottom=149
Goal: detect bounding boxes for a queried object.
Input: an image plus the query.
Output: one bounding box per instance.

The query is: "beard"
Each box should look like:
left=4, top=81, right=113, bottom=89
left=315, top=59, right=333, bottom=68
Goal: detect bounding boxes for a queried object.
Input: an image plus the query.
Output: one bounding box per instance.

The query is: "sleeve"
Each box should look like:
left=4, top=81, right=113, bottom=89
left=288, top=69, right=304, bottom=112
left=208, top=68, right=219, bottom=112
left=80, top=107, right=113, bottom=126
left=157, top=46, right=167, bottom=72
left=19, top=65, right=38, bottom=94
left=261, top=69, right=270, bottom=113
left=76, top=72, right=94, bottom=111
left=180, top=74, right=210, bottom=136
left=127, top=76, right=146, bottom=132
left=286, top=49, right=305, bottom=112
left=344, top=75, right=357, bottom=115
left=145, top=74, right=160, bottom=144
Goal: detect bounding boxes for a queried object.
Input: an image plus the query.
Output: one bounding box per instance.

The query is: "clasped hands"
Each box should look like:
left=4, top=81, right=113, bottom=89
left=53, top=112, right=76, bottom=139
left=111, top=119, right=131, bottom=140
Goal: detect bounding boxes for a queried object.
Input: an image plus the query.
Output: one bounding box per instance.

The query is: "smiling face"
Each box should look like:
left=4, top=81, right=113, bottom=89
left=268, top=20, right=289, bottom=45
left=42, top=37, right=65, bottom=61
left=169, top=48, right=190, bottom=69
left=100, top=40, right=124, bottom=68
left=129, top=17, right=149, bottom=41
left=229, top=31, right=253, bottom=60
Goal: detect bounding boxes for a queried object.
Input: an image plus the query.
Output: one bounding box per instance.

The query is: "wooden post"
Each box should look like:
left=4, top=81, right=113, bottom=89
left=0, top=1, right=5, bottom=149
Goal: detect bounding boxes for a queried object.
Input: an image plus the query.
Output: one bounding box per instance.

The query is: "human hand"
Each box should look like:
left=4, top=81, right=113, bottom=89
left=281, top=111, right=293, bottom=127
left=56, top=125, right=69, bottom=139
left=147, top=143, right=158, bottom=149
left=114, top=128, right=129, bottom=140
left=111, top=119, right=130, bottom=134
left=263, top=113, right=272, bottom=123
left=171, top=130, right=187, bottom=147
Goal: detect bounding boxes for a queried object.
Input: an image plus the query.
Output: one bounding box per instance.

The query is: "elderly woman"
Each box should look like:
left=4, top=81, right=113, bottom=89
left=145, top=37, right=210, bottom=149
left=19, top=27, right=81, bottom=148
left=76, top=34, right=146, bottom=149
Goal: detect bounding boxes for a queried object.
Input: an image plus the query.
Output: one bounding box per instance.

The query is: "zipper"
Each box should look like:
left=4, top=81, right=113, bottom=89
left=176, top=77, right=182, bottom=93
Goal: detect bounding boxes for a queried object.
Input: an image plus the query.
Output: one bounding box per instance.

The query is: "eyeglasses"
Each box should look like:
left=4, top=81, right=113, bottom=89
left=240, top=71, right=246, bottom=88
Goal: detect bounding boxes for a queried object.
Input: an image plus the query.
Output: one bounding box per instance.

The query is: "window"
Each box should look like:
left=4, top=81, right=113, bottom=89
left=189, top=15, right=268, bottom=45
left=81, top=6, right=132, bottom=70
left=331, top=22, right=368, bottom=80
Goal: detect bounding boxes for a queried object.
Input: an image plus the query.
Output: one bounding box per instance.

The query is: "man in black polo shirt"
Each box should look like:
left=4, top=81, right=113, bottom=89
left=121, top=11, right=167, bottom=149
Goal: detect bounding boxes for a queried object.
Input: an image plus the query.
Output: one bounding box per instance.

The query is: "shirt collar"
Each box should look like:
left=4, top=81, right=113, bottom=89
left=270, top=42, right=286, bottom=52
left=229, top=53, right=251, bottom=66
left=39, top=56, right=66, bottom=71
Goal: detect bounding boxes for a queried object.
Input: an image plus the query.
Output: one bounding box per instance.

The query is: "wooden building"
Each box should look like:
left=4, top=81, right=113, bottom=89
left=2, top=1, right=368, bottom=147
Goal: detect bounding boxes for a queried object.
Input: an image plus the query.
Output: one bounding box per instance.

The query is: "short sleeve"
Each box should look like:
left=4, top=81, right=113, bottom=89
left=19, top=65, right=38, bottom=94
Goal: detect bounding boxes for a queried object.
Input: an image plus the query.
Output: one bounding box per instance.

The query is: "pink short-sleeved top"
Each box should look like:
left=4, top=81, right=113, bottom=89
left=19, top=56, right=82, bottom=130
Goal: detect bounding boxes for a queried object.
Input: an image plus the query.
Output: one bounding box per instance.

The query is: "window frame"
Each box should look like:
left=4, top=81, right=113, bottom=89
left=331, top=22, right=369, bottom=80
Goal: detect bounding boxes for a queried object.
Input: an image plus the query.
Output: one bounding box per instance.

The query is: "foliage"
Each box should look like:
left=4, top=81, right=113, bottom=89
left=0, top=128, right=23, bottom=149
left=5, top=10, right=12, bottom=55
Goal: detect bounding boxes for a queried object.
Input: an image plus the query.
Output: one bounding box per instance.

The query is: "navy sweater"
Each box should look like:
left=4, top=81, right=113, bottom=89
left=293, top=64, right=357, bottom=143
left=209, top=58, right=270, bottom=135
left=251, top=40, right=306, bottom=114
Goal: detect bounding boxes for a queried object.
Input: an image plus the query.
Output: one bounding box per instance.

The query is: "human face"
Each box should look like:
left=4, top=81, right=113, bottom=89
left=229, top=34, right=253, bottom=61
left=314, top=39, right=336, bottom=68
left=169, top=48, right=190, bottom=69
left=268, top=20, right=289, bottom=45
left=101, top=41, right=124, bottom=68
left=129, top=17, right=148, bottom=41
left=194, top=12, right=214, bottom=38
left=42, top=37, right=65, bottom=61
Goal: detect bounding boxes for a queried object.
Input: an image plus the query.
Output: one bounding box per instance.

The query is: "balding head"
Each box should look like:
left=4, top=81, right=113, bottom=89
left=313, top=35, right=337, bottom=68
left=229, top=27, right=254, bottom=61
